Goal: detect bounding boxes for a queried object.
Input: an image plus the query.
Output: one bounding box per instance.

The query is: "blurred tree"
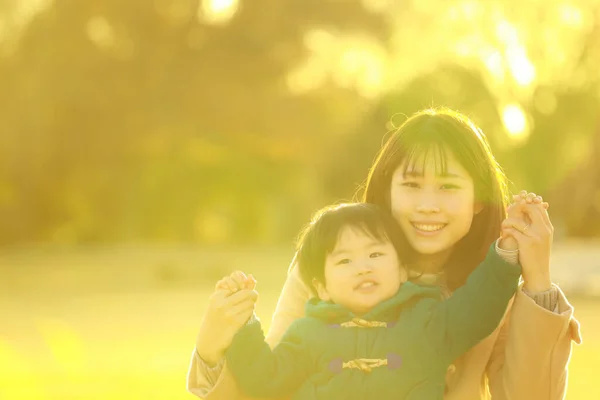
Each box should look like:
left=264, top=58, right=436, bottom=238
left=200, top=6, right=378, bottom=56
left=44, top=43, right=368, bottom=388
left=0, top=0, right=599, bottom=246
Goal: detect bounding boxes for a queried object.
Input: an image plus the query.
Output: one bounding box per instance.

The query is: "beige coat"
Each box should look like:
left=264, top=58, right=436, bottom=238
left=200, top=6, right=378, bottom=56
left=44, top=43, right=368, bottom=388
left=187, top=263, right=581, bottom=400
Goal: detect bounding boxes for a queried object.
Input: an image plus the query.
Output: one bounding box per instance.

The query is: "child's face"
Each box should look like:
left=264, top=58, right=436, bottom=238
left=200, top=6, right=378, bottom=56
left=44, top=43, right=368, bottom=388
left=313, top=225, right=406, bottom=315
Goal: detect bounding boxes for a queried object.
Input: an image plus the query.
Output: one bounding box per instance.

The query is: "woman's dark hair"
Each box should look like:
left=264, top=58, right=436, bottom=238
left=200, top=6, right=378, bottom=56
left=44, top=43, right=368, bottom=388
left=361, top=107, right=510, bottom=290
left=295, top=203, right=409, bottom=296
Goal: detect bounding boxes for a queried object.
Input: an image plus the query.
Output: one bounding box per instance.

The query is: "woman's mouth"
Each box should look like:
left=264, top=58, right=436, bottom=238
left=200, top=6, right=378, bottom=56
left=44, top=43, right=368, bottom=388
left=411, top=222, right=447, bottom=235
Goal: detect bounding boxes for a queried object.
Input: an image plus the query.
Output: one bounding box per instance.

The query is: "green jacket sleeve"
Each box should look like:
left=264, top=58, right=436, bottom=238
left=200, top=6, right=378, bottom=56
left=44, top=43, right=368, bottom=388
left=429, top=244, right=522, bottom=364
left=225, top=317, right=313, bottom=398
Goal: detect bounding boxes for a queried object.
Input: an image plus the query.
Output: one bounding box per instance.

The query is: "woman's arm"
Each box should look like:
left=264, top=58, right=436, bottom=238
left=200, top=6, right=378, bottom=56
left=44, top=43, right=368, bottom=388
left=488, top=198, right=581, bottom=399
left=265, top=260, right=312, bottom=346
left=187, top=261, right=311, bottom=399
left=486, top=284, right=581, bottom=400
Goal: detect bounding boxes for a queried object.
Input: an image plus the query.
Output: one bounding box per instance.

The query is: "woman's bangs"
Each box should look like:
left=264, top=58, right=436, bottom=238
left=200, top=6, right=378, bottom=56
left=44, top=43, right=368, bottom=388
left=400, top=140, right=450, bottom=177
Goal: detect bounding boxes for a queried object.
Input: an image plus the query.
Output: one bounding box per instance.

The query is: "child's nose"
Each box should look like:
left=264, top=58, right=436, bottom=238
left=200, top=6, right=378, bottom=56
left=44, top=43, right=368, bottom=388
left=357, top=260, right=374, bottom=275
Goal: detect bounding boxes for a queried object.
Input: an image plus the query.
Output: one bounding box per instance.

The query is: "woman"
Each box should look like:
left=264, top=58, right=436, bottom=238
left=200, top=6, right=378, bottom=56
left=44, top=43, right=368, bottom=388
left=188, top=107, right=581, bottom=400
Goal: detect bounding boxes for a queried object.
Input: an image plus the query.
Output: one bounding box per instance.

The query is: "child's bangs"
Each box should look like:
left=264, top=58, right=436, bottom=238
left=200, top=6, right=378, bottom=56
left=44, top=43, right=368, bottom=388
left=322, top=210, right=391, bottom=255
left=345, top=221, right=390, bottom=244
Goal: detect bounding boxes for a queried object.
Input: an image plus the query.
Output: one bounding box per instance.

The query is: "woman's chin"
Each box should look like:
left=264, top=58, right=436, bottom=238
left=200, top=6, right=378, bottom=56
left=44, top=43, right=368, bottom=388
left=409, top=240, right=453, bottom=256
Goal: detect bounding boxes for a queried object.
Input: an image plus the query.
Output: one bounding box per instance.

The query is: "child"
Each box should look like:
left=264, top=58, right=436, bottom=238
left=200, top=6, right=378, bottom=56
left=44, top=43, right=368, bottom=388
left=221, top=203, right=522, bottom=400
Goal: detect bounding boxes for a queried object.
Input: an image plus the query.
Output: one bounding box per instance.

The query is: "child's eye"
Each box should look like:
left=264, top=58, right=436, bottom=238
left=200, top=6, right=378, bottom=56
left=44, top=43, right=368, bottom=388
left=370, top=252, right=384, bottom=258
left=337, top=258, right=351, bottom=265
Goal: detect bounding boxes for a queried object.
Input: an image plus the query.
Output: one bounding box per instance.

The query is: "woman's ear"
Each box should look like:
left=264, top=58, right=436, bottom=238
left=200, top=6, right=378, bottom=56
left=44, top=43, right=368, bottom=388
left=312, top=278, right=330, bottom=301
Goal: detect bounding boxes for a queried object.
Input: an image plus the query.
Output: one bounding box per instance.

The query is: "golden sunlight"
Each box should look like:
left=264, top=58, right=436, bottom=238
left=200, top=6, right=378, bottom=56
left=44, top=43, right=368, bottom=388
left=496, top=20, right=536, bottom=86
left=198, top=0, right=239, bottom=25
left=287, top=29, right=385, bottom=98
left=502, top=104, right=529, bottom=139
left=506, top=46, right=536, bottom=86
left=559, top=4, right=584, bottom=27
left=86, top=16, right=115, bottom=50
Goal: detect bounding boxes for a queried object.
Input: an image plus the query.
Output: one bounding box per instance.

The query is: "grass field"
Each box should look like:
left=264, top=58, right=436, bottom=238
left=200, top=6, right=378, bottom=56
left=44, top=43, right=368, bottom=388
left=0, top=245, right=598, bottom=399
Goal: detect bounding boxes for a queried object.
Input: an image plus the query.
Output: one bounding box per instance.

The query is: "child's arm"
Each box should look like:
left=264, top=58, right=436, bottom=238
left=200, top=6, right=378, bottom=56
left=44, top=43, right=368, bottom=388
left=427, top=244, right=522, bottom=364
left=225, top=317, right=314, bottom=398
left=187, top=261, right=311, bottom=399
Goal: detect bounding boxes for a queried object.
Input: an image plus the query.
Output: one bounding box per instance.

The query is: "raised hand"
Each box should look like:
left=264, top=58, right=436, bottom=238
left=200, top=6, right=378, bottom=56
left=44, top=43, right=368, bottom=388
left=501, top=191, right=554, bottom=293
left=215, top=270, right=257, bottom=292
left=195, top=271, right=258, bottom=365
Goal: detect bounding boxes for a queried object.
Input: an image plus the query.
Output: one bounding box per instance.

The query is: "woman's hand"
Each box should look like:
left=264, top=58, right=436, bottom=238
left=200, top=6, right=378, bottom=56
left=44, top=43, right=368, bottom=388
left=196, top=271, right=258, bottom=365
left=501, top=191, right=554, bottom=293
left=498, top=191, right=547, bottom=252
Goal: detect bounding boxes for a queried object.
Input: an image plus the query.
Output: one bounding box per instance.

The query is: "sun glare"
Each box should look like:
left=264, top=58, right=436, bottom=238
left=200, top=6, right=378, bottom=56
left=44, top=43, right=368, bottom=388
left=198, top=0, right=239, bottom=25
left=502, top=104, right=529, bottom=140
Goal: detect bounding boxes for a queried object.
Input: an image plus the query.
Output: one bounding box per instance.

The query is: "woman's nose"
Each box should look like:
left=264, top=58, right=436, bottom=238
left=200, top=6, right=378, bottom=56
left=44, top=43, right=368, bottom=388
left=416, top=203, right=441, bottom=213
left=415, top=190, right=441, bottom=213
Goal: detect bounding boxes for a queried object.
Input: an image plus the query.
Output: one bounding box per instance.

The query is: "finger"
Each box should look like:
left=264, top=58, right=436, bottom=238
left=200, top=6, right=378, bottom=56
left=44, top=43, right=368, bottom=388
left=231, top=306, right=256, bottom=326
left=512, top=194, right=524, bottom=202
left=519, top=202, right=552, bottom=229
left=519, top=190, right=528, bottom=198
left=525, top=192, right=537, bottom=204
left=230, top=271, right=248, bottom=291
left=501, top=227, right=527, bottom=244
left=506, top=202, right=528, bottom=219
left=223, top=289, right=259, bottom=307
left=208, top=288, right=230, bottom=305
left=245, top=274, right=257, bottom=290
left=223, top=276, right=239, bottom=292
left=215, top=277, right=231, bottom=291
left=226, top=299, right=256, bottom=319
left=543, top=202, right=549, bottom=209
left=506, top=201, right=549, bottom=228
left=501, top=217, right=533, bottom=236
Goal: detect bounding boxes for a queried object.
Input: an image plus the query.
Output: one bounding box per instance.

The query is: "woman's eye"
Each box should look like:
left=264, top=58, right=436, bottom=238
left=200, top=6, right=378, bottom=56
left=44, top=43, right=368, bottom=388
left=441, top=184, right=460, bottom=190
left=370, top=252, right=384, bottom=258
left=337, top=259, right=351, bottom=265
left=402, top=182, right=419, bottom=188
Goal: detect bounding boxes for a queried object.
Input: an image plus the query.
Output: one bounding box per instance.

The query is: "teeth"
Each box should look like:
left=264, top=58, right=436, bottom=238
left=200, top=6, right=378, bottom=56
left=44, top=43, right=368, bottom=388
left=412, top=223, right=445, bottom=232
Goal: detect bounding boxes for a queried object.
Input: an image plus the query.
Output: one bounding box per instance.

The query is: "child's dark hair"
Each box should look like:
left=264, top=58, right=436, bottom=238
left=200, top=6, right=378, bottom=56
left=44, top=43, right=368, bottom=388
left=295, top=203, right=409, bottom=296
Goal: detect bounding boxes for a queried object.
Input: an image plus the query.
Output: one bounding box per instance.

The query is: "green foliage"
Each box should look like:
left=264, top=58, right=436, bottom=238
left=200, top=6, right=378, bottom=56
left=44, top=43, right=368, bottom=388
left=0, top=0, right=599, bottom=246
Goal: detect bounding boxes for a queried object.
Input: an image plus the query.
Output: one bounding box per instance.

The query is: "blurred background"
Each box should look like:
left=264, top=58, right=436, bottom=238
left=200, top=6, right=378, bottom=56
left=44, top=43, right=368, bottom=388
left=1, top=0, right=599, bottom=398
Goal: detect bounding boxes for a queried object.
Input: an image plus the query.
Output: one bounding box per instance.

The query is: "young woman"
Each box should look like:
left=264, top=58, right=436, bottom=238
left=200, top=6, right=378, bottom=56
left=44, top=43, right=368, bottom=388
left=188, top=107, right=581, bottom=400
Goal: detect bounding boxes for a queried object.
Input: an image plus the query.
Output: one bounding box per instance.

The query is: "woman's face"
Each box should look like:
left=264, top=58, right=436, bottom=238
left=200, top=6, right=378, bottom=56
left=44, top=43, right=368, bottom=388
left=389, top=148, right=480, bottom=258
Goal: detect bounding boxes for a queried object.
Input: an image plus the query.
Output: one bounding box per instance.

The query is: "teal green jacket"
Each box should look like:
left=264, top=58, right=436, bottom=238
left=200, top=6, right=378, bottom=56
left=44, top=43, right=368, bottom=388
left=226, top=245, right=521, bottom=400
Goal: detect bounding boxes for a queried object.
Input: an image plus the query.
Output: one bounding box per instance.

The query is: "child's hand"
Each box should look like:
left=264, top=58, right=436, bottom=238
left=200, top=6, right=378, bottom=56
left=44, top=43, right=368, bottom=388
left=499, top=191, right=549, bottom=251
left=512, top=190, right=549, bottom=209
left=215, top=271, right=257, bottom=293
left=196, top=274, right=258, bottom=364
left=499, top=190, right=554, bottom=292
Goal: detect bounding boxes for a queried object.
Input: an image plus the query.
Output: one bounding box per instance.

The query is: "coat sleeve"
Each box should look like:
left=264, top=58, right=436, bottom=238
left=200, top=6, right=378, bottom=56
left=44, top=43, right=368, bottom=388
left=186, top=258, right=311, bottom=399
left=225, top=318, right=314, bottom=398
left=428, top=244, right=522, bottom=364
left=486, top=283, right=582, bottom=400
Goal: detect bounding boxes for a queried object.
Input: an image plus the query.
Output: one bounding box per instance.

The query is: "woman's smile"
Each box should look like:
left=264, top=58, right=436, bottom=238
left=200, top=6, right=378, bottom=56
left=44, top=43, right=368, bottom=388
left=411, top=222, right=447, bottom=235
